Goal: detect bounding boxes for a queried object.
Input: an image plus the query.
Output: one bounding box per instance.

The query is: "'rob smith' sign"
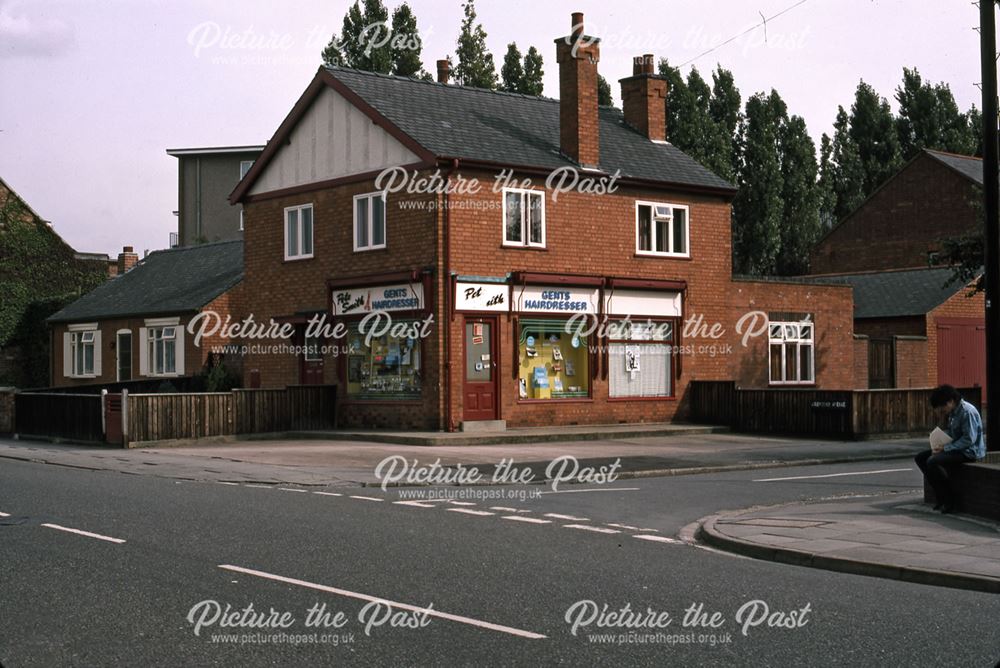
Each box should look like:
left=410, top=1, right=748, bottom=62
left=332, top=283, right=424, bottom=316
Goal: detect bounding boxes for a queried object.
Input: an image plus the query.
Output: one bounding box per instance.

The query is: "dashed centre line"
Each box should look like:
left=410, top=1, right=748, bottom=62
left=313, top=491, right=343, bottom=497
left=544, top=513, right=590, bottom=521
left=394, top=500, right=437, bottom=508
left=634, top=534, right=682, bottom=544
left=502, top=516, right=551, bottom=524
left=278, top=488, right=307, bottom=493
left=349, top=495, right=385, bottom=502
left=563, top=524, right=621, bottom=534
left=446, top=508, right=495, bottom=517
left=41, top=523, right=126, bottom=544
left=0, top=511, right=10, bottom=518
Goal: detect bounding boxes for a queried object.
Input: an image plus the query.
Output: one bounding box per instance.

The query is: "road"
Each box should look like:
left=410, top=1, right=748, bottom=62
left=1, top=456, right=998, bottom=666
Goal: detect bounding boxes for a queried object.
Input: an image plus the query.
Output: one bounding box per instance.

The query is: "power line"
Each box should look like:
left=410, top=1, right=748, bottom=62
left=677, top=0, right=811, bottom=68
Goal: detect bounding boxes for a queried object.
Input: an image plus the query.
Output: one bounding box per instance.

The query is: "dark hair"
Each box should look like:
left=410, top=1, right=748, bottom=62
left=930, top=384, right=961, bottom=408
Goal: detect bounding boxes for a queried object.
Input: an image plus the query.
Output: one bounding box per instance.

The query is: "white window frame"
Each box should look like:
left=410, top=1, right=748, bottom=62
left=147, top=326, right=178, bottom=377
left=502, top=188, right=546, bottom=248
left=353, top=191, right=387, bottom=252
left=284, top=203, right=314, bottom=261
left=635, top=200, right=690, bottom=258
left=239, top=209, right=244, bottom=231
left=239, top=160, right=254, bottom=180
left=116, top=328, right=132, bottom=382
left=768, top=320, right=815, bottom=386
left=70, top=330, right=97, bottom=378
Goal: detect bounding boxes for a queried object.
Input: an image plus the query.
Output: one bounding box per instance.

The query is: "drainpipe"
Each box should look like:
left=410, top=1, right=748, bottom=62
left=195, top=158, right=202, bottom=241
left=443, top=158, right=459, bottom=432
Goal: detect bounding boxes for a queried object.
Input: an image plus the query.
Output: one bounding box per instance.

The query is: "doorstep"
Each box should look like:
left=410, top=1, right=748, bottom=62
left=285, top=422, right=728, bottom=447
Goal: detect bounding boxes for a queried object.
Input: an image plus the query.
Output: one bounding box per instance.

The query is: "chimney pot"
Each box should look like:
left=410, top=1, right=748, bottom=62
left=571, top=12, right=584, bottom=39
left=436, top=59, right=451, bottom=84
left=620, top=55, right=668, bottom=142
left=633, top=54, right=655, bottom=76
left=117, top=245, right=139, bottom=274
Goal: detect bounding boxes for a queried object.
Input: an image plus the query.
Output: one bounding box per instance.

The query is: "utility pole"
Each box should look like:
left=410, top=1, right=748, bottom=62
left=982, top=0, right=1000, bottom=449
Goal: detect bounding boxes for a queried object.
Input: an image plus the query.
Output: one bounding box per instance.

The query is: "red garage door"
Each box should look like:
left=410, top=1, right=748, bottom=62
left=937, top=318, right=986, bottom=402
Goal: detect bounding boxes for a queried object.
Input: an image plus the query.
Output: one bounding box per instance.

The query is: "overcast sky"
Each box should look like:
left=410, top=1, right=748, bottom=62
left=0, top=0, right=985, bottom=258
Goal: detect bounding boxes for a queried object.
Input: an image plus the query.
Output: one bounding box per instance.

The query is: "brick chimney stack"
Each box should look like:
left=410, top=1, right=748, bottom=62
left=117, top=246, right=138, bottom=275
left=619, top=54, right=668, bottom=142
left=436, top=59, right=451, bottom=84
left=554, top=12, right=601, bottom=168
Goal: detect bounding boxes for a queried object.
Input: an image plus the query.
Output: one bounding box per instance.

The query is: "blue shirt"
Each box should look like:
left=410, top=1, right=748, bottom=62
left=944, top=399, right=986, bottom=461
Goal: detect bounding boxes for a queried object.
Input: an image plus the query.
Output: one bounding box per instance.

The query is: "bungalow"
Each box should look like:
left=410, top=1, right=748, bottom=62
left=229, top=12, right=855, bottom=430
left=47, top=241, right=244, bottom=387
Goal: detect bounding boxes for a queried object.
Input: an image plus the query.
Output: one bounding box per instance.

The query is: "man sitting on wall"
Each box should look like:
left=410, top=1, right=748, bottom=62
left=915, top=384, right=987, bottom=514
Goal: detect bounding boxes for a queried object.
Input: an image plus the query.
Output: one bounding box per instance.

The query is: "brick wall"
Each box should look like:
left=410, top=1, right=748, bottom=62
left=853, top=335, right=869, bottom=389
left=810, top=153, right=978, bottom=274
left=854, top=316, right=926, bottom=340
left=926, top=285, right=985, bottom=389
left=894, top=336, right=929, bottom=388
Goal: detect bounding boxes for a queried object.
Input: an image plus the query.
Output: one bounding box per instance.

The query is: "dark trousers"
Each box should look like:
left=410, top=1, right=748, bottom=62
left=914, top=449, right=970, bottom=506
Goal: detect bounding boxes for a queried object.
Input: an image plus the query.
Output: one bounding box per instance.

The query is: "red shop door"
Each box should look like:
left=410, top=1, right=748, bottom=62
left=463, top=316, right=498, bottom=422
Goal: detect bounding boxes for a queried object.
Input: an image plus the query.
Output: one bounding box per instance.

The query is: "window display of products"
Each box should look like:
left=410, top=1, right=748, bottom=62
left=346, top=325, right=421, bottom=398
left=517, top=318, right=589, bottom=399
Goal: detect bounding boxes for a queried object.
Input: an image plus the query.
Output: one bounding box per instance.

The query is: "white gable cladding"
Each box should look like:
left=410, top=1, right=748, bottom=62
left=249, top=86, right=420, bottom=195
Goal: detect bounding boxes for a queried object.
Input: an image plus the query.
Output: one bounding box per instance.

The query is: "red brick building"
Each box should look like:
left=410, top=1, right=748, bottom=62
left=806, top=149, right=985, bottom=397
left=231, top=13, right=855, bottom=431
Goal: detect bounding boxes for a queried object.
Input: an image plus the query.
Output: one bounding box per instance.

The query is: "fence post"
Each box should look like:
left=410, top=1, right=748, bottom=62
left=100, top=389, right=107, bottom=438
left=121, top=388, right=129, bottom=447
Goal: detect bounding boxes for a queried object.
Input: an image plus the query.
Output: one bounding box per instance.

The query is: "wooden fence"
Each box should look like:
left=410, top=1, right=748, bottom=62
left=125, top=385, right=336, bottom=445
left=688, top=381, right=983, bottom=439
left=14, top=392, right=104, bottom=443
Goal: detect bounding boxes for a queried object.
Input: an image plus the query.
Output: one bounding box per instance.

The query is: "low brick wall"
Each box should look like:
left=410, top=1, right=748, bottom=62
left=922, top=454, right=1000, bottom=521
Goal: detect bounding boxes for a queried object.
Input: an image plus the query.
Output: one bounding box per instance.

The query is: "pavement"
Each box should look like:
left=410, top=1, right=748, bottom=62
left=698, top=494, right=1000, bottom=594
left=0, top=431, right=928, bottom=486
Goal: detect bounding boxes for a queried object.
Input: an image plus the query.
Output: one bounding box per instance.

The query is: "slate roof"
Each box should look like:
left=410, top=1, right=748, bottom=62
left=47, top=241, right=243, bottom=323
left=925, top=149, right=982, bottom=185
left=273, top=67, right=734, bottom=195
left=803, top=267, right=970, bottom=319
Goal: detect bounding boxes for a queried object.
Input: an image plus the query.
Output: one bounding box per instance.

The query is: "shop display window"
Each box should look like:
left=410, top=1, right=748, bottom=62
left=608, top=319, right=675, bottom=398
left=517, top=318, right=589, bottom=400
left=346, top=325, right=421, bottom=398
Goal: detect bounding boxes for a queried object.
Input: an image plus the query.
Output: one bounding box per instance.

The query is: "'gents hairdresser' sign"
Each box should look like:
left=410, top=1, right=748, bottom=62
left=332, top=283, right=424, bottom=316
left=516, top=286, right=599, bottom=314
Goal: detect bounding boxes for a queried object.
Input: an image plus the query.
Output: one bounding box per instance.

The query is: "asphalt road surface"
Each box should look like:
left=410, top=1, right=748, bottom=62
left=1, top=457, right=998, bottom=666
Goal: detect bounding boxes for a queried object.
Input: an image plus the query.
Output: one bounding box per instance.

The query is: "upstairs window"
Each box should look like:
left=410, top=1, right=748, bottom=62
left=769, top=320, right=814, bottom=385
left=354, top=192, right=386, bottom=251
left=636, top=201, right=689, bottom=257
left=503, top=188, right=545, bottom=247
left=284, top=204, right=314, bottom=260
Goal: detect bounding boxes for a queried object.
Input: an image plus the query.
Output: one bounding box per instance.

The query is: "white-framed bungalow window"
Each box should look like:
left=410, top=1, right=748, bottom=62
left=139, top=318, right=184, bottom=377
left=284, top=204, right=314, bottom=261
left=353, top=192, right=386, bottom=251
left=768, top=320, right=815, bottom=385
left=63, top=323, right=100, bottom=378
left=240, top=160, right=254, bottom=180
left=635, top=201, right=689, bottom=257
left=502, top=188, right=545, bottom=248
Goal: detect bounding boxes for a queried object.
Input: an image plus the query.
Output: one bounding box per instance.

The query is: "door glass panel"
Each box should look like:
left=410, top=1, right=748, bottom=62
left=466, top=322, right=492, bottom=382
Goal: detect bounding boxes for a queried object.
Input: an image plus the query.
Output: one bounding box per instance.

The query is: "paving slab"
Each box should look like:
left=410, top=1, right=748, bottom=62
left=699, top=493, right=1000, bottom=594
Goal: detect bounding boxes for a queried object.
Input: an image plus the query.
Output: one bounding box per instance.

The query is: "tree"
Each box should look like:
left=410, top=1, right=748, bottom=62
left=733, top=91, right=785, bottom=275
left=521, top=46, right=544, bottom=96
left=500, top=43, right=523, bottom=93
left=849, top=80, right=902, bottom=196
left=322, top=0, right=393, bottom=73
left=454, top=0, right=497, bottom=89
left=816, top=133, right=837, bottom=229
left=390, top=3, right=425, bottom=77
left=597, top=74, right=612, bottom=106
left=895, top=68, right=978, bottom=159
left=708, top=66, right=742, bottom=182
left=824, top=106, right=866, bottom=223
left=776, top=114, right=822, bottom=275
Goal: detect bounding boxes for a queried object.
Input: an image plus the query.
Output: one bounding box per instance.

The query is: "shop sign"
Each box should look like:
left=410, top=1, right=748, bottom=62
left=604, top=289, right=682, bottom=317
left=332, top=283, right=424, bottom=316
left=455, top=282, right=509, bottom=312
left=516, top=286, right=599, bottom=314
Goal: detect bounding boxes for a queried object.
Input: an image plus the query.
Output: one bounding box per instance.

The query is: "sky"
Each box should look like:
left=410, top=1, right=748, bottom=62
left=0, top=0, right=986, bottom=258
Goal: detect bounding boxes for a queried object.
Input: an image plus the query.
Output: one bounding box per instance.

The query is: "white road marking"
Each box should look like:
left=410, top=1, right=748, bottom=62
left=753, top=468, right=912, bottom=483
left=244, top=484, right=272, bottom=489
left=563, top=524, right=621, bottom=534
left=0, top=511, right=9, bottom=518
left=544, top=513, right=590, bottom=521
left=607, top=523, right=640, bottom=531
left=218, top=482, right=239, bottom=486
left=446, top=508, right=494, bottom=516
left=41, top=523, right=126, bottom=544
left=349, top=495, right=384, bottom=502
left=502, top=516, right=551, bottom=524
left=218, top=564, right=547, bottom=639
left=540, top=487, right=640, bottom=495
left=313, top=491, right=343, bottom=497
left=394, top=500, right=437, bottom=508
left=490, top=506, right=520, bottom=512
left=634, top=534, right=682, bottom=544
left=447, top=501, right=477, bottom=506
left=278, top=488, right=307, bottom=493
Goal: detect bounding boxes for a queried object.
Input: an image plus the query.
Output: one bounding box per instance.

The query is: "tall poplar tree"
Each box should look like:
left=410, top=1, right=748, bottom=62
left=454, top=0, right=497, bottom=89
left=500, top=43, right=524, bottom=92
left=521, top=46, right=544, bottom=96
left=390, top=3, right=425, bottom=77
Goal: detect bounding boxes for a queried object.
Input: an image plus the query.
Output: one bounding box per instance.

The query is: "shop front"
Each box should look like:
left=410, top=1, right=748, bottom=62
left=451, top=273, right=686, bottom=429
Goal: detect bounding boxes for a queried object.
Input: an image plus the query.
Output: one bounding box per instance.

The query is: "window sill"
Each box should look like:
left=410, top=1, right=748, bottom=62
left=634, top=252, right=692, bottom=261
left=283, top=254, right=315, bottom=263
left=67, top=374, right=97, bottom=380
left=607, top=396, right=677, bottom=402
left=354, top=245, right=387, bottom=253
left=501, top=244, right=547, bottom=251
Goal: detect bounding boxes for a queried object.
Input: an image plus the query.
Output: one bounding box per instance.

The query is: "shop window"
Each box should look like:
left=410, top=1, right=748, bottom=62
left=354, top=192, right=386, bottom=251
left=768, top=321, right=814, bottom=385
left=608, top=319, right=675, bottom=398
left=636, top=201, right=689, bottom=257
left=503, top=188, right=545, bottom=247
left=285, top=204, right=314, bottom=260
left=517, top=318, right=588, bottom=399
left=71, top=330, right=96, bottom=377
left=346, top=326, right=421, bottom=398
